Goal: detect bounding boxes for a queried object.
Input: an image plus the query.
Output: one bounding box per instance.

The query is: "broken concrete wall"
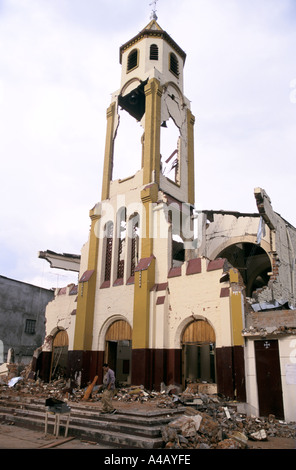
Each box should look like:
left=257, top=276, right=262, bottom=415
left=195, top=188, right=296, bottom=310
left=43, top=283, right=77, bottom=351
left=254, top=188, right=296, bottom=308
left=196, top=211, right=263, bottom=261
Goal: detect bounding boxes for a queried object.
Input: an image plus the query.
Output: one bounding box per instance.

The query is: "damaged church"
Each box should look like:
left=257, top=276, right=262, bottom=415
left=35, top=18, right=296, bottom=423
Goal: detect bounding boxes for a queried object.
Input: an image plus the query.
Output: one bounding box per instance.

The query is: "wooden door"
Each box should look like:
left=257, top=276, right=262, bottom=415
left=254, top=340, right=284, bottom=419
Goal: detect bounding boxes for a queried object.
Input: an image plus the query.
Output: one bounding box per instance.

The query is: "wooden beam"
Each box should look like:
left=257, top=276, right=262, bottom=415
left=82, top=375, right=98, bottom=401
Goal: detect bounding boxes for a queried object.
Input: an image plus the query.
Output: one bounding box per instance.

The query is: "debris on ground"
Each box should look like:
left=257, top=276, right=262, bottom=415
left=161, top=404, right=296, bottom=449
left=0, top=371, right=295, bottom=449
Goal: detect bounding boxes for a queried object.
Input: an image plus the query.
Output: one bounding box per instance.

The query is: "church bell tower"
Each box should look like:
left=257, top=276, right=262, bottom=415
left=101, top=17, right=195, bottom=204
left=73, top=16, right=196, bottom=388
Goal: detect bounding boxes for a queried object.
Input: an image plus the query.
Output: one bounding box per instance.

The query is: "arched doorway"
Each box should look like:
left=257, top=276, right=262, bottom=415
left=105, top=320, right=132, bottom=385
left=182, top=320, right=216, bottom=388
left=50, top=329, right=69, bottom=381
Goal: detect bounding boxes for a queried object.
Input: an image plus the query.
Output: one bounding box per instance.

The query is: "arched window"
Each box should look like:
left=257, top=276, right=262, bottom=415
left=116, top=208, right=127, bottom=280
left=169, top=52, right=179, bottom=77
left=127, top=49, right=138, bottom=72
left=160, top=117, right=181, bottom=184
left=104, top=221, right=114, bottom=284
left=150, top=44, right=159, bottom=60
left=129, top=213, right=140, bottom=277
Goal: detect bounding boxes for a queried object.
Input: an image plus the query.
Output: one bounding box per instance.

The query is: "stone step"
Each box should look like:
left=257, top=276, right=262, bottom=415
left=0, top=397, right=182, bottom=430
left=0, top=411, right=162, bottom=448
left=0, top=396, right=184, bottom=449
left=0, top=404, right=162, bottom=439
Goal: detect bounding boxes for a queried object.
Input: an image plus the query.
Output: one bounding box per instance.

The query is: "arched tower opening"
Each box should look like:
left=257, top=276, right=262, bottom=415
left=112, top=105, right=144, bottom=181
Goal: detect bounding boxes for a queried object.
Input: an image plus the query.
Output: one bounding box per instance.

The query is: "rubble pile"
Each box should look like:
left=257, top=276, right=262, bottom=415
left=114, top=385, right=182, bottom=407
left=0, top=375, right=295, bottom=449
left=0, top=376, right=178, bottom=405
left=0, top=376, right=73, bottom=401
left=161, top=402, right=296, bottom=449
left=242, top=325, right=296, bottom=337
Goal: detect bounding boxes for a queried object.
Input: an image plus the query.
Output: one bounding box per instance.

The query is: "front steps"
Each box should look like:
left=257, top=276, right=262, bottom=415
left=0, top=396, right=185, bottom=448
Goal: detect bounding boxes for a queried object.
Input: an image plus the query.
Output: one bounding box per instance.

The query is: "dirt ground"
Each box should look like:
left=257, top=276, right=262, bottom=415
left=247, top=436, right=295, bottom=449
left=0, top=423, right=114, bottom=449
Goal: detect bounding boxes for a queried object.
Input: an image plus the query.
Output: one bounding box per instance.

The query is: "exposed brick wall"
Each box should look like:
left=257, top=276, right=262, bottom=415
left=247, top=310, right=296, bottom=329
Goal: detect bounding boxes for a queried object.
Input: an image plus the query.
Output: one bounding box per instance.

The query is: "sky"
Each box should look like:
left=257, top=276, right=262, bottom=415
left=0, top=0, right=295, bottom=290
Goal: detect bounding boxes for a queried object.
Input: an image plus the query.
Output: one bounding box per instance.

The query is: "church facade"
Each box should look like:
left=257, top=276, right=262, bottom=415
left=37, top=19, right=296, bottom=422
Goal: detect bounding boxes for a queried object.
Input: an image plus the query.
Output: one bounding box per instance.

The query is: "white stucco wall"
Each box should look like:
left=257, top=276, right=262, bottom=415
left=244, top=336, right=296, bottom=423
left=44, top=285, right=77, bottom=351
left=279, top=337, right=296, bottom=422
left=120, top=34, right=185, bottom=94
left=92, top=284, right=134, bottom=351
left=200, top=213, right=271, bottom=261
left=149, top=258, right=232, bottom=350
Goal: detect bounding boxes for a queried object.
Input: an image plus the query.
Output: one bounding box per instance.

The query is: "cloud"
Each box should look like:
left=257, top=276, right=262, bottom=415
left=0, top=0, right=104, bottom=286
left=0, top=0, right=295, bottom=289
left=165, top=0, right=296, bottom=216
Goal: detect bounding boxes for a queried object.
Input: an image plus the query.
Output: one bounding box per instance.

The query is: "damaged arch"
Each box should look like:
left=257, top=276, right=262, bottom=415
left=216, top=242, right=272, bottom=298
left=160, top=82, right=187, bottom=184
left=111, top=78, right=147, bottom=181
left=49, top=328, right=69, bottom=381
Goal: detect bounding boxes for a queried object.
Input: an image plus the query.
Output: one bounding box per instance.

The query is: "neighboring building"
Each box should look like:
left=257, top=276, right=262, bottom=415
left=36, top=18, right=296, bottom=422
left=0, top=275, right=54, bottom=366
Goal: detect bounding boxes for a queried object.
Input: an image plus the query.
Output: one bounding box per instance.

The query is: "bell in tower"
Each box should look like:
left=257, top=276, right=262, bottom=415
left=101, top=17, right=195, bottom=208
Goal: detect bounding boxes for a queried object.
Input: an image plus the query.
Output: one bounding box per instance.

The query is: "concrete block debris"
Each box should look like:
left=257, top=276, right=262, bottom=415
left=161, top=404, right=296, bottom=449
left=249, top=429, right=267, bottom=441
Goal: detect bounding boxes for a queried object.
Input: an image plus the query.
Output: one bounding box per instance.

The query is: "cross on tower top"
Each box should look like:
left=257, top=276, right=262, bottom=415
left=149, top=0, right=159, bottom=20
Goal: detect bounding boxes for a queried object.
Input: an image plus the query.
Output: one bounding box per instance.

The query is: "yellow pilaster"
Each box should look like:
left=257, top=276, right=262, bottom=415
left=101, top=102, right=117, bottom=201
left=187, top=109, right=195, bottom=206
left=132, top=183, right=158, bottom=350
left=229, top=269, right=244, bottom=346
left=140, top=183, right=158, bottom=258
left=73, top=208, right=100, bottom=350
left=143, top=78, right=162, bottom=185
